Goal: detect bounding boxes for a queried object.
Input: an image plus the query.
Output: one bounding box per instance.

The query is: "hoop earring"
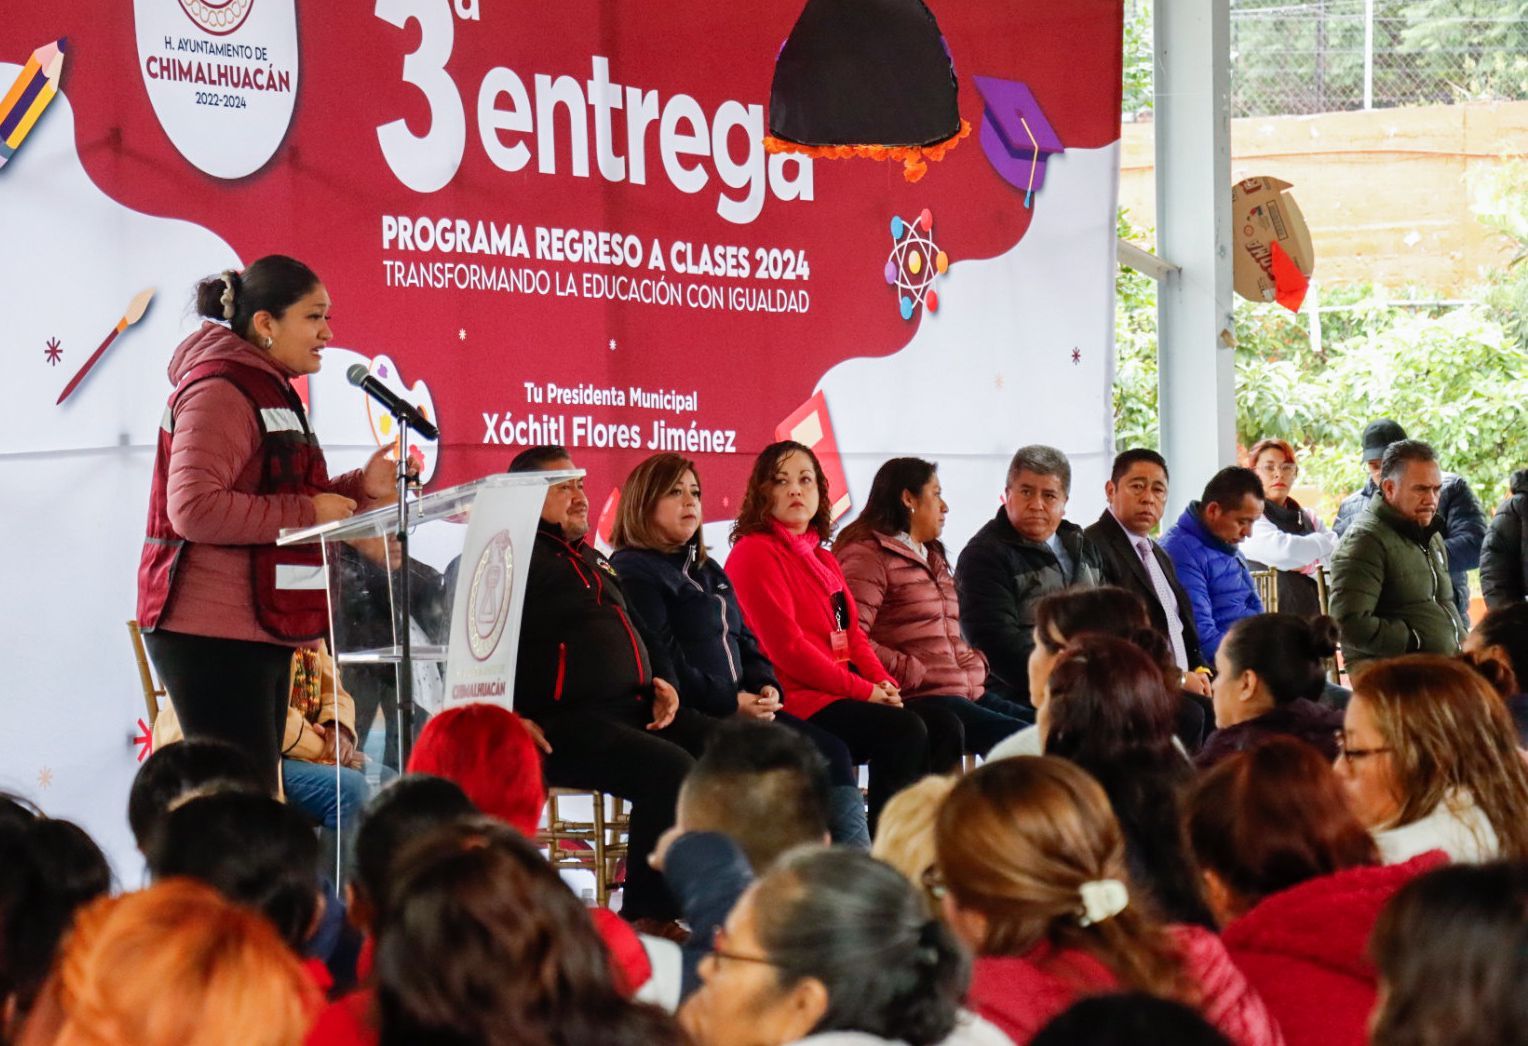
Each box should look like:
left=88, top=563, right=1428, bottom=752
left=263, top=336, right=273, bottom=349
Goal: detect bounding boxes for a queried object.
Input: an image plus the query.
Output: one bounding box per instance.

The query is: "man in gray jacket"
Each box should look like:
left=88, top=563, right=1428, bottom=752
left=1334, top=418, right=1485, bottom=624
left=1330, top=440, right=1466, bottom=672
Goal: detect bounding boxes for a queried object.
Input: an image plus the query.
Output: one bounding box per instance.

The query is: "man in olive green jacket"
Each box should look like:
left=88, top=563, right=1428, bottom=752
left=1330, top=440, right=1466, bottom=672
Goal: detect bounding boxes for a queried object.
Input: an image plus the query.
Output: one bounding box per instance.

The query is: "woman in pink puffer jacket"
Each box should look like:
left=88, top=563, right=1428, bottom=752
left=834, top=458, right=1025, bottom=758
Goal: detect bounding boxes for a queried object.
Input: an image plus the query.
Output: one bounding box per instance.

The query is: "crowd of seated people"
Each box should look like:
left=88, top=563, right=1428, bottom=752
left=11, top=429, right=1528, bottom=1046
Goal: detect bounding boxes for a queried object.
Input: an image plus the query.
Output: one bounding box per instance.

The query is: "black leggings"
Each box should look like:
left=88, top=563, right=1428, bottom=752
left=143, top=630, right=292, bottom=793
left=807, top=699, right=931, bottom=830
left=537, top=704, right=714, bottom=923
left=776, top=712, right=857, bottom=786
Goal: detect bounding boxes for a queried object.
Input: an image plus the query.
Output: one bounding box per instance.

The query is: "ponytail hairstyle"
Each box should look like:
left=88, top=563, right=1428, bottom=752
left=935, top=757, right=1198, bottom=1006
left=1464, top=602, right=1528, bottom=697
left=193, top=255, right=320, bottom=343
left=749, top=847, right=967, bottom=1046
left=836, top=457, right=941, bottom=556
left=1219, top=614, right=1339, bottom=704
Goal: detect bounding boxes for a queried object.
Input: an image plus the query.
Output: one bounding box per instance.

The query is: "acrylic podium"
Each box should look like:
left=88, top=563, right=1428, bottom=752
left=276, top=469, right=581, bottom=865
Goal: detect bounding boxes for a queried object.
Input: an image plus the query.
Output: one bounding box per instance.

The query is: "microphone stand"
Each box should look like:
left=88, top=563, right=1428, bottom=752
left=392, top=414, right=416, bottom=763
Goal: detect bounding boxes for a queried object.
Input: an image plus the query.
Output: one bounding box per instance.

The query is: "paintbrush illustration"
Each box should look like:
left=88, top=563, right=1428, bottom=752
left=57, top=288, right=155, bottom=405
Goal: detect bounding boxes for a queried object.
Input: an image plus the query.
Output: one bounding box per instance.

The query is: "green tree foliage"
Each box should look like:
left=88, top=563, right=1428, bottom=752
left=1229, top=0, right=1528, bottom=116
left=1113, top=169, right=1528, bottom=520
left=1122, top=0, right=1154, bottom=118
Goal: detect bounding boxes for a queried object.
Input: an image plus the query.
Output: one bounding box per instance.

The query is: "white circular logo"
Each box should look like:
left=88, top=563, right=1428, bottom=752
left=134, top=0, right=299, bottom=179
left=466, top=531, right=514, bottom=662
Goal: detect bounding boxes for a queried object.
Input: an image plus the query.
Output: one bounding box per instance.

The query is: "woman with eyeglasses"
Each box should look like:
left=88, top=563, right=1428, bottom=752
left=679, top=847, right=1004, bottom=1046
left=1334, top=654, right=1528, bottom=863
left=1186, top=737, right=1445, bottom=1046
left=1241, top=439, right=1335, bottom=619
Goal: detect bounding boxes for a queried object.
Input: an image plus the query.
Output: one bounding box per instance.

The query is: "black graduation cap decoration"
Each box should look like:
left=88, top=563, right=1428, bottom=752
left=765, top=0, right=970, bottom=183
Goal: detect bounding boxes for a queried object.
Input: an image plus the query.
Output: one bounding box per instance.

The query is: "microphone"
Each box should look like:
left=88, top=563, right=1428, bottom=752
left=346, top=364, right=439, bottom=440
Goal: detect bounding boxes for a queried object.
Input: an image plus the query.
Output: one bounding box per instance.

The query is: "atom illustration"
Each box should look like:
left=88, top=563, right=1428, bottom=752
left=884, top=208, right=949, bottom=320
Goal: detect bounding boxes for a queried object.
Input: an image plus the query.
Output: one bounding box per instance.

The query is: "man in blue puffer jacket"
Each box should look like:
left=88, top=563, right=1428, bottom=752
left=1162, top=467, right=1266, bottom=659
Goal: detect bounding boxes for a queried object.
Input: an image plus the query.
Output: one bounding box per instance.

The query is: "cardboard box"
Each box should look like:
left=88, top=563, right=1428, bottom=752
left=1232, top=176, right=1315, bottom=312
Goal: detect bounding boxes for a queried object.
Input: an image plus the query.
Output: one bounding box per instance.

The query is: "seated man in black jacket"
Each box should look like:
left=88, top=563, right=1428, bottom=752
left=511, top=445, right=712, bottom=931
left=954, top=445, right=1103, bottom=717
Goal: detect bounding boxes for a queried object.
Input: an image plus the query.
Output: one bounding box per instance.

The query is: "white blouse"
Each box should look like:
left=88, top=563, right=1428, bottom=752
left=1373, top=791, right=1499, bottom=864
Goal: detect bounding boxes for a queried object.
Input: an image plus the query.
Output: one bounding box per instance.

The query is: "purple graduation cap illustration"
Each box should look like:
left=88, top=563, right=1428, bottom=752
left=972, top=76, right=1064, bottom=207
left=766, top=0, right=970, bottom=182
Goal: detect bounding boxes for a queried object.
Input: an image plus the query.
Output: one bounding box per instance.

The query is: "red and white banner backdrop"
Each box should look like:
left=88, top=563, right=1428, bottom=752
left=2, top=1, right=1122, bottom=872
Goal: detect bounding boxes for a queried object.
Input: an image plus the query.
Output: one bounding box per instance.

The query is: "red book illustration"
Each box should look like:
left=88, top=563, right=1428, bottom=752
left=775, top=390, right=851, bottom=522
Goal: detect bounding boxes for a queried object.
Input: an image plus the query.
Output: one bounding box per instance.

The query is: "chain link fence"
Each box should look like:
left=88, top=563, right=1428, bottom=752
left=1230, top=0, right=1528, bottom=117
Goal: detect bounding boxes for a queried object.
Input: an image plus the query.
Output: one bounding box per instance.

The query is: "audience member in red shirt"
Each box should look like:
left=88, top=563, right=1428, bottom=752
left=1187, top=737, right=1447, bottom=1046
left=933, top=756, right=1281, bottom=1046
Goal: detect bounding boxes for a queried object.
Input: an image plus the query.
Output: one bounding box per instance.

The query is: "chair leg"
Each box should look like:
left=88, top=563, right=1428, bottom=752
left=591, top=790, right=608, bottom=908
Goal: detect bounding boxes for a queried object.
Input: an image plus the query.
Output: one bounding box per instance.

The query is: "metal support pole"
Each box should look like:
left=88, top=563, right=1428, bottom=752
left=1153, top=0, right=1236, bottom=518
left=1363, top=0, right=1375, bottom=110
left=394, top=415, right=415, bottom=763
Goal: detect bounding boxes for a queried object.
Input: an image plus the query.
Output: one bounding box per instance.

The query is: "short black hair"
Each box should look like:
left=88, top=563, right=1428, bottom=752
left=0, top=792, right=40, bottom=833
left=146, top=791, right=320, bottom=951
left=0, top=818, right=112, bottom=1021
left=682, top=720, right=830, bottom=872
left=508, top=445, right=572, bottom=473
left=352, top=775, right=478, bottom=905
left=1200, top=466, right=1264, bottom=511
left=1110, top=448, right=1169, bottom=485
left=1032, top=993, right=1231, bottom=1046
left=1380, top=439, right=1438, bottom=487
left=127, top=739, right=266, bottom=853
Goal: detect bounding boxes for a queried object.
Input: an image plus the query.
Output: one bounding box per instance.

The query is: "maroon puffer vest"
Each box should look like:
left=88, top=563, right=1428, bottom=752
left=137, top=360, right=330, bottom=641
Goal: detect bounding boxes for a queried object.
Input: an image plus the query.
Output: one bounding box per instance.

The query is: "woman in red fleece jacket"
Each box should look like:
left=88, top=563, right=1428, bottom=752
left=725, top=441, right=939, bottom=827
left=136, top=257, right=395, bottom=790
left=1186, top=737, right=1447, bottom=1046
left=933, top=757, right=1281, bottom=1046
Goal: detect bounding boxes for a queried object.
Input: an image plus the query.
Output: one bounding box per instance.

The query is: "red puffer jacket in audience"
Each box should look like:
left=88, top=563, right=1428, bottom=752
left=968, top=924, right=1283, bottom=1046
left=834, top=533, right=987, bottom=699
left=1220, top=850, right=1447, bottom=1046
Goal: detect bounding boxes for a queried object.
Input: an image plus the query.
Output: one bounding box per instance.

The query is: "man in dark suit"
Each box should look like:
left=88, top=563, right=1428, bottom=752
left=1082, top=449, right=1212, bottom=696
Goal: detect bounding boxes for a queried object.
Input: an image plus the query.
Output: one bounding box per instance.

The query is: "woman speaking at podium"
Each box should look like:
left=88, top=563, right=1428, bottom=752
left=136, top=256, right=395, bottom=791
